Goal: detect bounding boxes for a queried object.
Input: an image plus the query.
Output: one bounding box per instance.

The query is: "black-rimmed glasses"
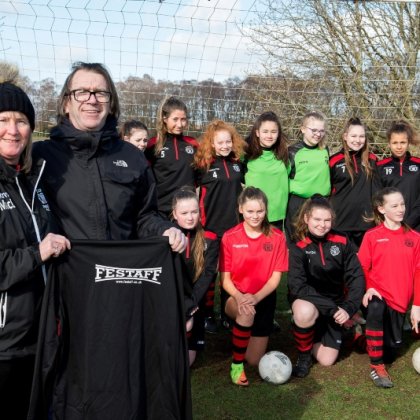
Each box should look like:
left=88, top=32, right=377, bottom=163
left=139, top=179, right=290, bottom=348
left=67, top=89, right=111, bottom=103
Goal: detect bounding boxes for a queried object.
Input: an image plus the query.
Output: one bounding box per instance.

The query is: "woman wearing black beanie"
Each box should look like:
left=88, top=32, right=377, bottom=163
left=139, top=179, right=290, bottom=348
left=0, top=77, right=70, bottom=419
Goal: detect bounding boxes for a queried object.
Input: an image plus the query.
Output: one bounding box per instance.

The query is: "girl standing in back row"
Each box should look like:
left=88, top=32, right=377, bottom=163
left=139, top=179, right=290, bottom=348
left=194, top=119, right=246, bottom=332
left=329, top=117, right=379, bottom=249
left=377, top=120, right=420, bottom=231
left=145, top=97, right=198, bottom=218
left=244, top=111, right=290, bottom=230
left=286, top=111, right=331, bottom=241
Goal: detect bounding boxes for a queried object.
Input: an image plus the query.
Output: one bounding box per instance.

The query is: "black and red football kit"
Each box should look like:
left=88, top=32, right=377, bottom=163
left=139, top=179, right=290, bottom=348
left=146, top=134, right=198, bottom=217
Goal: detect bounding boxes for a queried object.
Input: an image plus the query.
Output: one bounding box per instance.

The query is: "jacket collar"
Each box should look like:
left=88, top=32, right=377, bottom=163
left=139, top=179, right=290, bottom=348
left=50, top=115, right=120, bottom=157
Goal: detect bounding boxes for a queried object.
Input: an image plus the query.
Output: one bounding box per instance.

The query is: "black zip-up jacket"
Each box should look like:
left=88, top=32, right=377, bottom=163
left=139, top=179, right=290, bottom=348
left=377, top=152, right=420, bottom=227
left=288, top=230, right=365, bottom=318
left=0, top=157, right=53, bottom=360
left=178, top=226, right=219, bottom=316
left=145, top=134, right=198, bottom=217
left=196, top=156, right=244, bottom=238
left=32, top=117, right=172, bottom=240
left=329, top=149, right=379, bottom=232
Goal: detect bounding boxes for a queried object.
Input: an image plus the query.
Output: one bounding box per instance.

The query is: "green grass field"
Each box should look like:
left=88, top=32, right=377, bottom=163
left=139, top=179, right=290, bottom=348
left=191, top=280, right=420, bottom=420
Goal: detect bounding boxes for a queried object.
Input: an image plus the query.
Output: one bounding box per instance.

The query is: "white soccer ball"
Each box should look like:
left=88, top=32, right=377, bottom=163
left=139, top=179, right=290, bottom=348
left=258, top=351, right=292, bottom=385
left=412, top=347, right=420, bottom=374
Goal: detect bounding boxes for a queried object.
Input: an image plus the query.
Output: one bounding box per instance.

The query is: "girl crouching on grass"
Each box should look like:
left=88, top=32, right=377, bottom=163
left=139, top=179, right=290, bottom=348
left=171, top=188, right=219, bottom=366
left=219, top=187, right=288, bottom=386
left=358, top=187, right=420, bottom=388
left=288, top=195, right=365, bottom=378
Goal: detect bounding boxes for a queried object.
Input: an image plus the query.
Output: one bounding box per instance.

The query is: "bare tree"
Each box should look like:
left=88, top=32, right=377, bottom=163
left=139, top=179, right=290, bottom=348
left=243, top=0, right=420, bottom=149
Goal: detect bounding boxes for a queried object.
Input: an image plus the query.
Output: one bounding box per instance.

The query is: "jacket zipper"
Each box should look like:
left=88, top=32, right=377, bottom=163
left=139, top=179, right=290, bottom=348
left=399, top=158, right=403, bottom=176
left=352, top=154, right=358, bottom=173
left=318, top=243, right=326, bottom=266
left=186, top=232, right=190, bottom=259
left=15, top=161, right=48, bottom=285
left=223, top=159, right=230, bottom=179
left=174, top=137, right=179, bottom=160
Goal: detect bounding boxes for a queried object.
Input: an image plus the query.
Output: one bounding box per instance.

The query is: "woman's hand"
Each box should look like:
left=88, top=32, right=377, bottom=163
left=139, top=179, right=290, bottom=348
left=39, top=233, right=71, bottom=262
left=362, top=287, right=382, bottom=308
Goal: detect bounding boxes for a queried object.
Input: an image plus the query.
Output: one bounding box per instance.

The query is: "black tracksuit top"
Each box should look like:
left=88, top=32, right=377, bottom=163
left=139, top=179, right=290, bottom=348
left=288, top=231, right=365, bottom=317
left=377, top=153, right=420, bottom=228
left=145, top=133, right=198, bottom=217
left=0, top=158, right=54, bottom=360
left=329, top=149, right=379, bottom=232
left=195, top=156, right=244, bottom=238
left=32, top=117, right=172, bottom=240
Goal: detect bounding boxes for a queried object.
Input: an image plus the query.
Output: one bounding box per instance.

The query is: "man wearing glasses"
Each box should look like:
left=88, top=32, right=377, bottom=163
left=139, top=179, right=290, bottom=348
left=33, top=62, right=185, bottom=246
left=30, top=62, right=191, bottom=419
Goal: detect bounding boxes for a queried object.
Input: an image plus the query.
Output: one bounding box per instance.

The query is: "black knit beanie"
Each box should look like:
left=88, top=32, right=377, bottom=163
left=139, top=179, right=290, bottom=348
left=0, top=82, right=35, bottom=130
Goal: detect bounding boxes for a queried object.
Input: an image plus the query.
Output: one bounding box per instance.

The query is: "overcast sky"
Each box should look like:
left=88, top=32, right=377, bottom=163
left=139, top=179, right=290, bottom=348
left=0, top=0, right=265, bottom=84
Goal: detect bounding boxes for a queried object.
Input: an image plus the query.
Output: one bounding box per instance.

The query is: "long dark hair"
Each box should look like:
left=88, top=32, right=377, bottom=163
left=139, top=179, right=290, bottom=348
left=245, top=111, right=289, bottom=165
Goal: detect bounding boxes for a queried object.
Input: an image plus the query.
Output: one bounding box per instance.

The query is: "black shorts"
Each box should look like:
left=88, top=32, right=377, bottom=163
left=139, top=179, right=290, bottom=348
left=314, top=315, right=344, bottom=350
left=226, top=291, right=277, bottom=337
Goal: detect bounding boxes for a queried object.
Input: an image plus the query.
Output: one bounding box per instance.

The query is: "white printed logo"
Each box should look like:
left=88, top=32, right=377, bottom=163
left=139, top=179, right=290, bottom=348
left=36, top=189, right=50, bottom=211
left=409, top=165, right=418, bottom=172
left=0, top=192, right=16, bottom=211
left=305, top=250, right=316, bottom=255
left=330, top=245, right=340, bottom=256
left=232, top=164, right=240, bottom=172
left=185, top=145, right=194, bottom=155
left=385, top=167, right=393, bottom=175
left=233, top=244, right=249, bottom=248
left=113, top=160, right=128, bottom=167
left=95, top=264, right=162, bottom=285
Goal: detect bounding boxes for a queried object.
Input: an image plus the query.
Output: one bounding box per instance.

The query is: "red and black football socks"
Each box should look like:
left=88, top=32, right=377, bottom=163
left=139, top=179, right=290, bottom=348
left=232, top=322, right=251, bottom=364
left=292, top=323, right=315, bottom=353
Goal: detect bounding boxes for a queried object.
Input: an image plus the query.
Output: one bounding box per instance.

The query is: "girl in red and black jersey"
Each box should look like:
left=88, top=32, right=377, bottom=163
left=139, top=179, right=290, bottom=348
left=288, top=196, right=365, bottom=378
left=358, top=187, right=420, bottom=388
left=329, top=117, right=379, bottom=249
left=376, top=120, right=420, bottom=231
left=194, top=120, right=247, bottom=331
left=171, top=188, right=219, bottom=366
left=145, top=97, right=198, bottom=218
left=220, top=187, right=288, bottom=386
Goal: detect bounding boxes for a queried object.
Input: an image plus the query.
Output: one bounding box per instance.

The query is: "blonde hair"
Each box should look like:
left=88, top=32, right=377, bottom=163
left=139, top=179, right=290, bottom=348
left=341, top=117, right=373, bottom=184
left=194, top=119, right=246, bottom=171
left=301, top=111, right=327, bottom=149
left=171, top=187, right=205, bottom=282
left=154, top=96, right=188, bottom=156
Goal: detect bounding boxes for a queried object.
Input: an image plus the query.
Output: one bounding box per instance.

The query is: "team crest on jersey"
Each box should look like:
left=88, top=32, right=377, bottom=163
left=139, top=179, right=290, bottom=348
left=232, top=164, right=240, bottom=172
left=94, top=264, right=162, bottom=285
left=185, top=145, right=194, bottom=154
left=330, top=245, right=340, bottom=256
left=36, top=189, right=50, bottom=211
left=409, top=165, right=418, bottom=172
left=0, top=192, right=16, bottom=211
left=405, top=239, right=414, bottom=247
left=263, top=243, right=273, bottom=252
